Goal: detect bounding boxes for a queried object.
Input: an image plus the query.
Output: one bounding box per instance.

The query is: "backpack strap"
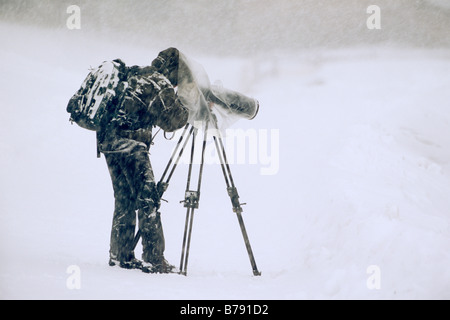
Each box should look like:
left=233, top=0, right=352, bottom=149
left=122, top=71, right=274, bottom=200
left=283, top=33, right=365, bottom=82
left=96, top=131, right=101, bottom=158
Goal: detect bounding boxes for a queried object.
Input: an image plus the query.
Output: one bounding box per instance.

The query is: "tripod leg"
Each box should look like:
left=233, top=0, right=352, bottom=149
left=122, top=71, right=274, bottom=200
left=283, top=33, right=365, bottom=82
left=213, top=131, right=261, bottom=276
left=161, top=123, right=193, bottom=183
left=236, top=209, right=261, bottom=276
left=132, top=229, right=141, bottom=252
left=179, top=207, right=194, bottom=275
left=181, top=207, right=196, bottom=275
left=178, top=122, right=209, bottom=276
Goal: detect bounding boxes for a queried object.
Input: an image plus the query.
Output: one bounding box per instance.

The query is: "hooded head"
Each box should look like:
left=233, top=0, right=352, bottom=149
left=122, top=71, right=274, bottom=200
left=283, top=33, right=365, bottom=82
left=151, top=47, right=180, bottom=86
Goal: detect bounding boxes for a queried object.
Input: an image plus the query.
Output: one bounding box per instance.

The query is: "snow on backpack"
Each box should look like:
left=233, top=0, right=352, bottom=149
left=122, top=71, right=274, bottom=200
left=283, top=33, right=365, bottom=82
left=67, top=59, right=127, bottom=131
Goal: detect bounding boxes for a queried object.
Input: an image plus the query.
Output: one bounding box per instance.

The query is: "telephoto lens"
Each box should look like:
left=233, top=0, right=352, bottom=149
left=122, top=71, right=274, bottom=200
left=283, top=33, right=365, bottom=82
left=207, top=86, right=259, bottom=120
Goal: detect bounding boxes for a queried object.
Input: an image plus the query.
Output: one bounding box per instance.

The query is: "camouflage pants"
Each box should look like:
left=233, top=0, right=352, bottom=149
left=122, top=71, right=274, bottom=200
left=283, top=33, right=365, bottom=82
left=103, top=141, right=165, bottom=263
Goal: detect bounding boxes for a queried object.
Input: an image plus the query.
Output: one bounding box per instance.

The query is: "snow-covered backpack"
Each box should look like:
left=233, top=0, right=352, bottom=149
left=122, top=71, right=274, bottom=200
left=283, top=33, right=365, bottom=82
left=67, top=59, right=127, bottom=131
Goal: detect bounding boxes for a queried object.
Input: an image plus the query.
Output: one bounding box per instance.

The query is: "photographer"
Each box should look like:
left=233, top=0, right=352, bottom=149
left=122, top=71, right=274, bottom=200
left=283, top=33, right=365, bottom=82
left=98, top=48, right=188, bottom=273
left=68, top=47, right=259, bottom=274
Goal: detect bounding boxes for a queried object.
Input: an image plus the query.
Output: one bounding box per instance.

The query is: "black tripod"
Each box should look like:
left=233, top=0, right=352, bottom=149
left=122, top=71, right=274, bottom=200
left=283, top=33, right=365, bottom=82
left=133, top=117, right=261, bottom=276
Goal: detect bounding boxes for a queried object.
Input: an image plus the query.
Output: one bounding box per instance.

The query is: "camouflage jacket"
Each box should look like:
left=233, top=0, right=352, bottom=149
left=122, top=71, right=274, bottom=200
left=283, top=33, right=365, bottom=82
left=99, top=65, right=188, bottom=153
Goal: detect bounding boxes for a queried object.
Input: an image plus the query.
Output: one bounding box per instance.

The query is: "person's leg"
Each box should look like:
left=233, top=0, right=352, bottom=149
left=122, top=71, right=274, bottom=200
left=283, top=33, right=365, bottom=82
left=105, top=153, right=138, bottom=264
left=126, top=145, right=173, bottom=271
left=139, top=208, right=165, bottom=262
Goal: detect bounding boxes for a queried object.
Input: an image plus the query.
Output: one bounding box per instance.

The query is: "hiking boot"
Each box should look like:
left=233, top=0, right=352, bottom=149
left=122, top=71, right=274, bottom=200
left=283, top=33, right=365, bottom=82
left=141, top=257, right=176, bottom=274
left=109, top=258, right=143, bottom=270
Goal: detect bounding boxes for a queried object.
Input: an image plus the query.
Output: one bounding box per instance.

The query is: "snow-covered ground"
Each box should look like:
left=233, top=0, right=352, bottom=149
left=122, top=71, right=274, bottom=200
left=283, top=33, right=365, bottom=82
left=1, top=23, right=450, bottom=300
